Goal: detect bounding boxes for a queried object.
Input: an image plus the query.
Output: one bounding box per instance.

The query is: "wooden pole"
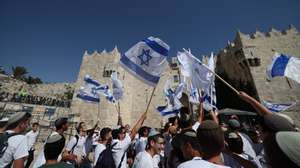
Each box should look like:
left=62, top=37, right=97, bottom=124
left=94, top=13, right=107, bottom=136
left=145, top=86, right=156, bottom=114
left=183, top=48, right=239, bottom=95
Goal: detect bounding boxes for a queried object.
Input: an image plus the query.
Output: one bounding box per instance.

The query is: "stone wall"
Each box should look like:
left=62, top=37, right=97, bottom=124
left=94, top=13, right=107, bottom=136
left=216, top=25, right=300, bottom=126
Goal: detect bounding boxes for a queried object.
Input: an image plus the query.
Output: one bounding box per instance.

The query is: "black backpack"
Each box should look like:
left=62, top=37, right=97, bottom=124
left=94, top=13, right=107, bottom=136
left=0, top=132, right=19, bottom=158
left=95, top=143, right=117, bottom=168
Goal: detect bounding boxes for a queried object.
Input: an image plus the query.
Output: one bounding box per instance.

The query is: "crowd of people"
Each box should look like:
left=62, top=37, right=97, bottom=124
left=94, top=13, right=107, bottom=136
left=0, top=91, right=299, bottom=168
left=0, top=91, right=71, bottom=108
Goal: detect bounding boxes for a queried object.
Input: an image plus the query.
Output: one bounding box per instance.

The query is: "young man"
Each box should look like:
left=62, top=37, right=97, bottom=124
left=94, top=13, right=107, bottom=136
left=196, top=120, right=229, bottom=167
left=178, top=129, right=229, bottom=168
left=39, top=134, right=73, bottom=168
left=112, top=111, right=147, bottom=168
left=25, top=122, right=39, bottom=168
left=132, top=130, right=165, bottom=168
left=65, top=122, right=89, bottom=168
left=93, top=127, right=112, bottom=166
left=33, top=117, right=70, bottom=168
left=0, top=112, right=32, bottom=168
left=135, top=126, right=150, bottom=154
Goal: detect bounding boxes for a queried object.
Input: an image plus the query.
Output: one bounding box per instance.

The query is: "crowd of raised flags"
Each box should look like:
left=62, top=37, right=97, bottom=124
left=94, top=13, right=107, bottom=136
left=1, top=36, right=300, bottom=168
left=76, top=36, right=299, bottom=118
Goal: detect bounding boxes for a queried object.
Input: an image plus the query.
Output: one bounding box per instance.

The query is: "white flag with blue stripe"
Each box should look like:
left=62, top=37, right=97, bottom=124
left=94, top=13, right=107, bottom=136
left=156, top=82, right=184, bottom=117
left=77, top=75, right=115, bottom=103
left=120, top=36, right=170, bottom=86
left=111, top=71, right=123, bottom=101
left=262, top=100, right=296, bottom=113
left=266, top=53, right=300, bottom=84
left=188, top=83, right=200, bottom=104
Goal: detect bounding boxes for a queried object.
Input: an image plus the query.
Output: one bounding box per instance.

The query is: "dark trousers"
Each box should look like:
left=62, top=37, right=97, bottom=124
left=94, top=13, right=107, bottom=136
left=25, top=150, right=34, bottom=168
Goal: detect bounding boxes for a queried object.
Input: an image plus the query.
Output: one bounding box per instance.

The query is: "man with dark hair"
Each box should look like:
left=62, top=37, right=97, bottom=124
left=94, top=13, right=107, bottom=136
left=135, top=126, right=150, bottom=154
left=33, top=117, right=70, bottom=168
left=0, top=117, right=9, bottom=133
left=93, top=127, right=112, bottom=166
left=178, top=129, right=229, bottom=168
left=25, top=122, right=39, bottom=168
left=65, top=121, right=89, bottom=167
left=112, top=111, right=147, bottom=168
left=39, top=134, right=73, bottom=168
left=196, top=120, right=228, bottom=167
left=132, top=130, right=165, bottom=168
left=0, top=112, right=32, bottom=168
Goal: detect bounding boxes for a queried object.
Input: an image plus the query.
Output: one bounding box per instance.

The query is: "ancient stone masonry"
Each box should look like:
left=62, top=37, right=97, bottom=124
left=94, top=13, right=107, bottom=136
left=216, top=25, right=300, bottom=126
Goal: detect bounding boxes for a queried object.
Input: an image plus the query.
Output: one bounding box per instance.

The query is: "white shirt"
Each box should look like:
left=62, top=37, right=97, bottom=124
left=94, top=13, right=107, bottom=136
left=132, top=151, right=155, bottom=168
left=135, top=136, right=147, bottom=154
left=192, top=121, right=201, bottom=132
left=178, top=157, right=231, bottom=168
left=238, top=133, right=262, bottom=168
left=93, top=143, right=106, bottom=166
left=25, top=130, right=39, bottom=150
left=0, top=130, right=29, bottom=168
left=66, top=135, right=87, bottom=158
left=32, top=131, right=60, bottom=168
left=112, top=133, right=131, bottom=168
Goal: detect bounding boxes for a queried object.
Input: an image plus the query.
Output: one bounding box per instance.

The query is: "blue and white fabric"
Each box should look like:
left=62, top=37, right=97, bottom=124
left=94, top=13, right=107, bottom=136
left=111, top=71, right=124, bottom=101
left=156, top=81, right=184, bottom=117
left=120, top=36, right=170, bottom=86
left=262, top=100, right=296, bottom=113
left=266, top=53, right=300, bottom=84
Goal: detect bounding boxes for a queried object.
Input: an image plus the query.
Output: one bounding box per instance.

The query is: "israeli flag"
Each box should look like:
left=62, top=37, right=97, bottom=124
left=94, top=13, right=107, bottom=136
left=177, top=49, right=213, bottom=95
left=202, top=94, right=217, bottom=112
left=76, top=75, right=101, bottom=102
left=266, top=53, right=300, bottom=84
left=111, top=71, right=123, bottom=101
left=189, top=83, right=200, bottom=104
left=120, top=36, right=170, bottom=86
left=156, top=82, right=184, bottom=117
left=77, top=75, right=115, bottom=103
left=262, top=100, right=296, bottom=113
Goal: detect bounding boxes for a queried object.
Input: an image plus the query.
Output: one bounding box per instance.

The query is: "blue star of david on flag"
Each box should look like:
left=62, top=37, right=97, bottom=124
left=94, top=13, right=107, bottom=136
left=120, top=36, right=170, bottom=86
left=138, top=49, right=152, bottom=66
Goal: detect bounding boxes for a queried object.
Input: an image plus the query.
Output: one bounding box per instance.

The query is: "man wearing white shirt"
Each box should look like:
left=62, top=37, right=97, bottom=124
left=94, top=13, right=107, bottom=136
left=178, top=129, right=229, bottom=168
left=132, top=131, right=165, bottom=168
left=135, top=126, right=149, bottom=154
left=0, top=112, right=31, bottom=168
left=25, top=122, right=39, bottom=168
left=94, top=127, right=112, bottom=166
left=112, top=111, right=147, bottom=168
left=65, top=122, right=88, bottom=167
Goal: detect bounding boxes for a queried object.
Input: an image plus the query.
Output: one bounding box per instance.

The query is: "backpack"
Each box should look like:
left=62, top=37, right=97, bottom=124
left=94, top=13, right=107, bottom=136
left=95, top=143, right=117, bottom=168
left=70, top=135, right=79, bottom=153
left=0, top=132, right=19, bottom=158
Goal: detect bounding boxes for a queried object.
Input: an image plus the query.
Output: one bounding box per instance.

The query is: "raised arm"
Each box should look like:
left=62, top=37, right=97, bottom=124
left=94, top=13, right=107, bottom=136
left=238, top=91, right=272, bottom=116
left=130, top=111, right=147, bottom=140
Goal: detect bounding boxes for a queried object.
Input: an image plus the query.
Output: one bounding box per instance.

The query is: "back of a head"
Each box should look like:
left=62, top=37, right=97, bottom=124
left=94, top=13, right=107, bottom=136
left=44, top=134, right=65, bottom=160
left=181, top=129, right=201, bottom=152
left=138, top=126, right=149, bottom=137
left=100, top=127, right=112, bottom=141
left=225, top=132, right=243, bottom=154
left=179, top=107, right=192, bottom=129
left=197, top=120, right=224, bottom=158
left=262, top=114, right=295, bottom=134
left=5, top=112, right=31, bottom=130
left=263, top=131, right=300, bottom=168
left=54, top=117, right=68, bottom=130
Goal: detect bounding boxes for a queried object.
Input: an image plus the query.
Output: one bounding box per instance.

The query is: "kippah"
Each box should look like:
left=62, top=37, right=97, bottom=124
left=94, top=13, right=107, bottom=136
left=7, top=112, right=30, bottom=126
left=46, top=134, right=63, bottom=144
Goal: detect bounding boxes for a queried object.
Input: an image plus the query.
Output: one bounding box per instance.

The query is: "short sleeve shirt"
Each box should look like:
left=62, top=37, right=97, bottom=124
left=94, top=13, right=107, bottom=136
left=112, top=133, right=131, bottom=168
left=178, top=157, right=231, bottom=168
left=0, top=130, right=29, bottom=167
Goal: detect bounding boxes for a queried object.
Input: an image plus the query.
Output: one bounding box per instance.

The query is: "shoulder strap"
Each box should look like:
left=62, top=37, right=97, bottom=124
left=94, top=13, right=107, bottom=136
left=71, top=135, right=79, bottom=153
left=117, top=146, right=129, bottom=168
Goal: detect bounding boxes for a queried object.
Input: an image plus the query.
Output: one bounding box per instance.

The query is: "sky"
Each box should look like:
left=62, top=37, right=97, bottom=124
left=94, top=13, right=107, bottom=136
left=1, top=0, right=300, bottom=83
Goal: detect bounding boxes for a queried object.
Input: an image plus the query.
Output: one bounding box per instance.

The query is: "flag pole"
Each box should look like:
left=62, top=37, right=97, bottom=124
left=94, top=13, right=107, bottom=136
left=183, top=48, right=239, bottom=95
left=145, top=86, right=157, bottom=114
left=97, top=100, right=101, bottom=123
